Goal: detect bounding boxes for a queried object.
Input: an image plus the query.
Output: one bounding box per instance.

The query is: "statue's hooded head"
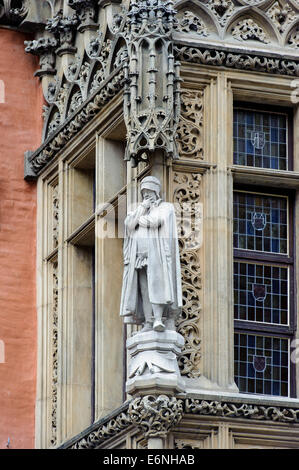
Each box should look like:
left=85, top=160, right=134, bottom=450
left=140, top=176, right=161, bottom=200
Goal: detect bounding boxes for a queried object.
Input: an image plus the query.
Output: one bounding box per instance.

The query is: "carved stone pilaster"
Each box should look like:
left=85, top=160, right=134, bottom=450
left=123, top=0, right=181, bottom=167
left=46, top=9, right=79, bottom=56
left=128, top=395, right=183, bottom=439
left=68, top=0, right=98, bottom=32
left=24, top=38, right=58, bottom=78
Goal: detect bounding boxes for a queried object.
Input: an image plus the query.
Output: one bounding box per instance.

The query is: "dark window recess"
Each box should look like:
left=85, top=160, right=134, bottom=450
left=233, top=188, right=295, bottom=398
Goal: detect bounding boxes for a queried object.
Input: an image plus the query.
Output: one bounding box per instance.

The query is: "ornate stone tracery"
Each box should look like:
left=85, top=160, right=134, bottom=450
left=176, top=90, right=204, bottom=160
left=51, top=260, right=58, bottom=447
left=173, top=172, right=202, bottom=378
left=122, top=0, right=181, bottom=166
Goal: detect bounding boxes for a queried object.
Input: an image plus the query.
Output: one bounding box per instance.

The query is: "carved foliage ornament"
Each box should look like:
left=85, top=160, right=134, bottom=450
left=185, top=399, right=299, bottom=423
left=128, top=395, right=184, bottom=438
left=176, top=90, right=204, bottom=160
left=175, top=11, right=209, bottom=37
left=51, top=260, right=58, bottom=447
left=173, top=172, right=202, bottom=378
left=173, top=45, right=299, bottom=77
left=123, top=0, right=181, bottom=166
left=266, top=1, right=297, bottom=33
left=231, top=18, right=270, bottom=43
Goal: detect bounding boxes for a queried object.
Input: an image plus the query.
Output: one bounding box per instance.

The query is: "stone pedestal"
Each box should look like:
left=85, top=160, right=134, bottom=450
left=126, top=330, right=185, bottom=396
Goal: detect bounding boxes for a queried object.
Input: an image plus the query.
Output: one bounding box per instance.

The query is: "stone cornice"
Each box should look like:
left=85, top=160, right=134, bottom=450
left=58, top=396, right=299, bottom=449
left=174, top=42, right=299, bottom=77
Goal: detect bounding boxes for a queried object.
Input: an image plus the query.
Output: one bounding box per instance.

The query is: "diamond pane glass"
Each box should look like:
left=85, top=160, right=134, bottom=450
left=234, top=262, right=288, bottom=325
left=233, top=192, right=288, bottom=254
left=233, top=108, right=288, bottom=170
left=234, top=333, right=289, bottom=397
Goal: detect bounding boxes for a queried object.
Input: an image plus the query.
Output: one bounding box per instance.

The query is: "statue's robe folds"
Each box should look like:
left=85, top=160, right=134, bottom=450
left=120, top=200, right=182, bottom=324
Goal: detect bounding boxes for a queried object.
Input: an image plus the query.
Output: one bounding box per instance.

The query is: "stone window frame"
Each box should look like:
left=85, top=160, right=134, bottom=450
left=35, top=96, right=129, bottom=448
left=229, top=74, right=299, bottom=399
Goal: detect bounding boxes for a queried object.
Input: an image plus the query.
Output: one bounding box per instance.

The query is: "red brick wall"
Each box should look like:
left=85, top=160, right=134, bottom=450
left=0, top=29, right=43, bottom=449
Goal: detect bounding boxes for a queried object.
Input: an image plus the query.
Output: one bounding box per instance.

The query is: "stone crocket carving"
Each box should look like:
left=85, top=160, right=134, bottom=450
left=120, top=176, right=182, bottom=333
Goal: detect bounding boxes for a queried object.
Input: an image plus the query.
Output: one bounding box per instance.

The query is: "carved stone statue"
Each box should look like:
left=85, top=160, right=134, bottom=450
left=120, top=176, right=182, bottom=333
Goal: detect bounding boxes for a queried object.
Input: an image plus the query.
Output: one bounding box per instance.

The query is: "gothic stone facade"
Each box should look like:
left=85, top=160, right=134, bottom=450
left=1, top=0, right=299, bottom=449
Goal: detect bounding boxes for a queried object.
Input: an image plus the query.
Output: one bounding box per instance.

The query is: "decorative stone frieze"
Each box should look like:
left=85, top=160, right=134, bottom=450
left=174, top=44, right=299, bottom=76
left=70, top=410, right=132, bottom=449
left=128, top=395, right=184, bottom=438
left=24, top=38, right=58, bottom=77
left=185, top=399, right=299, bottom=423
left=122, top=0, right=181, bottom=166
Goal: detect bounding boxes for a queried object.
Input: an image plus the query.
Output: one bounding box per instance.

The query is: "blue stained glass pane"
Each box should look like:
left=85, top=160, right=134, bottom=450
left=272, top=209, right=279, bottom=223
left=271, top=128, right=278, bottom=142
left=233, top=108, right=288, bottom=170
left=271, top=239, right=279, bottom=253
left=246, top=140, right=254, bottom=154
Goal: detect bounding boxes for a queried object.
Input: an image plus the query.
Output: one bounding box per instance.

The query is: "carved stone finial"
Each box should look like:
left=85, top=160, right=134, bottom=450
left=128, top=395, right=183, bottom=438
left=123, top=0, right=181, bottom=166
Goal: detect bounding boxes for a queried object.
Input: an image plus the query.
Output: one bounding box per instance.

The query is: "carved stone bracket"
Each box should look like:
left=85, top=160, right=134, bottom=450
left=24, top=37, right=58, bottom=77
left=123, top=0, right=181, bottom=166
left=128, top=395, right=184, bottom=439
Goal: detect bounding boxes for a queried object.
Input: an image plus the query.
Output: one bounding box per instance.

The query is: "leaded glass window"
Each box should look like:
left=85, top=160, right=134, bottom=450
left=233, top=107, right=289, bottom=170
left=233, top=191, right=288, bottom=254
left=233, top=188, right=295, bottom=397
left=234, top=333, right=289, bottom=396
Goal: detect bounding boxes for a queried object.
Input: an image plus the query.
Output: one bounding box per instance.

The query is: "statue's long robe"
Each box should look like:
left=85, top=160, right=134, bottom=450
left=120, top=200, right=182, bottom=324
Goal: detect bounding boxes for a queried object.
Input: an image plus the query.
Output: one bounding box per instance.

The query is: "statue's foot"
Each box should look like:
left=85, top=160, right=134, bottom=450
left=140, top=322, right=152, bottom=333
left=153, top=320, right=165, bottom=332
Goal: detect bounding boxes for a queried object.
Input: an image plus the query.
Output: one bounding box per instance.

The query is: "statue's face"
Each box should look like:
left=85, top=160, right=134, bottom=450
left=141, top=188, right=157, bottom=203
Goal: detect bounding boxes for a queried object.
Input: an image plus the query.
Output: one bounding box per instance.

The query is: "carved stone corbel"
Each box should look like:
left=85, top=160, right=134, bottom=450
left=24, top=37, right=58, bottom=78
left=68, top=0, right=98, bottom=32
left=128, top=395, right=183, bottom=440
left=123, top=0, right=181, bottom=167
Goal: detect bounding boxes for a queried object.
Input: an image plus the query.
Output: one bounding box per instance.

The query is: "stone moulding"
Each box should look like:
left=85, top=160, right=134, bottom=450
left=24, top=44, right=299, bottom=179
left=59, top=396, right=299, bottom=449
left=174, top=43, right=299, bottom=76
